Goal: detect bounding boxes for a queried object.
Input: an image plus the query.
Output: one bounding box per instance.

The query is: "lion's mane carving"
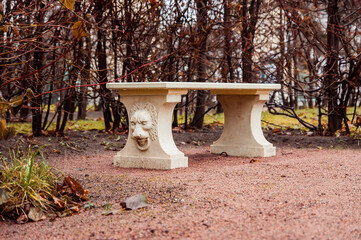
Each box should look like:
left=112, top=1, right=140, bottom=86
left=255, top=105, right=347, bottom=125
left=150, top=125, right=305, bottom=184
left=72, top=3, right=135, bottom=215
left=129, top=102, right=158, bottom=151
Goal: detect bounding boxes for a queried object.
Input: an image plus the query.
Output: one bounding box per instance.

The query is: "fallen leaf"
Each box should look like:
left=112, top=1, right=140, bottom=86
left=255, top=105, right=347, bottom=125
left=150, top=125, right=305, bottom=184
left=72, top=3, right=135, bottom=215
left=118, top=130, right=128, bottom=134
left=41, top=130, right=49, bottom=136
left=0, top=188, right=10, bottom=205
left=250, top=159, right=261, bottom=163
left=27, top=133, right=34, bottom=139
left=69, top=205, right=80, bottom=213
left=28, top=207, right=46, bottom=222
left=172, top=127, right=184, bottom=133
left=272, top=129, right=281, bottom=133
left=190, top=141, right=200, bottom=146
left=57, top=176, right=89, bottom=201
left=52, top=149, right=61, bottom=154
left=63, top=176, right=89, bottom=201
left=52, top=196, right=65, bottom=209
left=101, top=209, right=121, bottom=216
left=16, top=213, right=28, bottom=224
left=120, top=194, right=148, bottom=210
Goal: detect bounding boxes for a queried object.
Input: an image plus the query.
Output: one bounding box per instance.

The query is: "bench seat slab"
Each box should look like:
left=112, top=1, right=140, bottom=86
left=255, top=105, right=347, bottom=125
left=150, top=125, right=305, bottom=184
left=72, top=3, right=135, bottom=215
left=210, top=94, right=276, bottom=157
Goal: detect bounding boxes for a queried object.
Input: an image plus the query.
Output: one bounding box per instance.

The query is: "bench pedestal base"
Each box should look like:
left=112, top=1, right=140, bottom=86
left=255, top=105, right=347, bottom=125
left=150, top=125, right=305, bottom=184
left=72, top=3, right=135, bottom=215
left=210, top=94, right=276, bottom=157
left=114, top=155, right=188, bottom=170
left=114, top=91, right=188, bottom=170
left=210, top=145, right=275, bottom=157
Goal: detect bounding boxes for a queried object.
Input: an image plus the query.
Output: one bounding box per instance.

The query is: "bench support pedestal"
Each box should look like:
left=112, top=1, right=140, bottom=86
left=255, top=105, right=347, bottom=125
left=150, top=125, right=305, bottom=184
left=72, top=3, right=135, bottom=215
left=114, top=91, right=188, bottom=170
left=210, top=94, right=276, bottom=157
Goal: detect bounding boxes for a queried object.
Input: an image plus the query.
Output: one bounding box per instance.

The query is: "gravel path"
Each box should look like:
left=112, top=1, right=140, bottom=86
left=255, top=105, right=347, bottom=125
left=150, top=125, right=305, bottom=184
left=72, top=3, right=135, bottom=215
left=1, top=147, right=361, bottom=239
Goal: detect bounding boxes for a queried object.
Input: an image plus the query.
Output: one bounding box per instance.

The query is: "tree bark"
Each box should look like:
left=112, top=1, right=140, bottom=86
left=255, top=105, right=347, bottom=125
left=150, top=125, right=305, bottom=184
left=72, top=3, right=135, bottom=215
left=31, top=2, right=45, bottom=136
left=191, top=0, right=209, bottom=128
left=95, top=0, right=112, bottom=131
left=77, top=38, right=89, bottom=120
left=325, top=0, right=342, bottom=135
left=223, top=0, right=234, bottom=82
left=241, top=0, right=262, bottom=83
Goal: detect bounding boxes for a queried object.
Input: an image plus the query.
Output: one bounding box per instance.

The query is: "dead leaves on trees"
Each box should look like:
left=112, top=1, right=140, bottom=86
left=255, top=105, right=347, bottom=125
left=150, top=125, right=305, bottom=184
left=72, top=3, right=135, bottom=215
left=0, top=119, right=14, bottom=140
left=72, top=21, right=87, bottom=39
left=0, top=89, right=35, bottom=140
left=58, top=0, right=87, bottom=39
left=59, top=0, right=75, bottom=10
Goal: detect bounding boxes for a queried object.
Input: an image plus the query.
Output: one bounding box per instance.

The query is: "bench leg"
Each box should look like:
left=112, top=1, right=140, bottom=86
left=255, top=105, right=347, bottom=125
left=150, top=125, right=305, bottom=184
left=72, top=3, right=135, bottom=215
left=210, top=94, right=276, bottom=157
left=114, top=95, right=188, bottom=169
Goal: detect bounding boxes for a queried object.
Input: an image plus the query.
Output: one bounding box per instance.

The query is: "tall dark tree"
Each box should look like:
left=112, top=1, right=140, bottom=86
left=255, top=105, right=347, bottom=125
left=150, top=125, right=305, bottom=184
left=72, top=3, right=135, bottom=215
left=191, top=0, right=210, bottom=128
left=240, top=0, right=262, bottom=83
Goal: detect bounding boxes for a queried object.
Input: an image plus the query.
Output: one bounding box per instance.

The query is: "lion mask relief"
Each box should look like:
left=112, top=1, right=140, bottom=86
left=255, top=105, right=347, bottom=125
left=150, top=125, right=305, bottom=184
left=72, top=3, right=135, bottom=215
left=129, top=103, right=157, bottom=151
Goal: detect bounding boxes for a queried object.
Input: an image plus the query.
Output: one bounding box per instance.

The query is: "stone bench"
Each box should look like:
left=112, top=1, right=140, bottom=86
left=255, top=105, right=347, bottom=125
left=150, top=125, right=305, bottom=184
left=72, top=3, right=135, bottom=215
left=106, top=82, right=281, bottom=169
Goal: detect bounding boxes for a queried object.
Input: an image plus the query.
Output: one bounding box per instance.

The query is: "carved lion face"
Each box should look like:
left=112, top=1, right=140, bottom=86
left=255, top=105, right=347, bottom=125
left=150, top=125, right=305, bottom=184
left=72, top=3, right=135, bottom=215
left=130, top=110, right=153, bottom=151
left=129, top=102, right=157, bottom=151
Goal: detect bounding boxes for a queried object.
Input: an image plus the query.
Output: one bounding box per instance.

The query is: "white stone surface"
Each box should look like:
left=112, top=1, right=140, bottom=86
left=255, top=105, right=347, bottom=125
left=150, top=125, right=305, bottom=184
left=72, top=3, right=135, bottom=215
left=113, top=92, right=188, bottom=170
left=210, top=94, right=276, bottom=157
left=107, top=82, right=280, bottom=91
left=129, top=103, right=157, bottom=151
left=107, top=82, right=281, bottom=169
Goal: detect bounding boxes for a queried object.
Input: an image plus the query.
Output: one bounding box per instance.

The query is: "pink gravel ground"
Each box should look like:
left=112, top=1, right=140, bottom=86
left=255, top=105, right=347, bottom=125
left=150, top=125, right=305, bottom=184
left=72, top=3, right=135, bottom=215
left=1, top=147, right=361, bottom=239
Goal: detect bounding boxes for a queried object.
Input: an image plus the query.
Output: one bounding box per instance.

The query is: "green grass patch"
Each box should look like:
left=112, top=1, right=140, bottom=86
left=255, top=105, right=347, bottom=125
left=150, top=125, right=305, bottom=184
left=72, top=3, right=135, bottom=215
left=177, top=113, right=225, bottom=125
left=7, top=122, right=32, bottom=135
left=261, top=109, right=324, bottom=131
left=7, top=107, right=361, bottom=135
left=176, top=109, right=319, bottom=130
left=47, top=104, right=97, bottom=112
left=65, top=119, right=105, bottom=131
left=0, top=148, right=89, bottom=223
left=0, top=147, right=58, bottom=214
left=8, top=119, right=105, bottom=135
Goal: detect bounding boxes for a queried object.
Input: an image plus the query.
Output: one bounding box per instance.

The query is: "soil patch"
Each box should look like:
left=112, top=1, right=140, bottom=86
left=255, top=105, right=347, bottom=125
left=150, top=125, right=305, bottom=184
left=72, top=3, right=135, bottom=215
left=1, top=127, right=360, bottom=161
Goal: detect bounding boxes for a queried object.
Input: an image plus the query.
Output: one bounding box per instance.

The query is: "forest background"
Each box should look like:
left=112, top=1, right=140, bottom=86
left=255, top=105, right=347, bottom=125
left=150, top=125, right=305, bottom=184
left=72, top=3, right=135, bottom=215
left=0, top=0, right=360, bottom=138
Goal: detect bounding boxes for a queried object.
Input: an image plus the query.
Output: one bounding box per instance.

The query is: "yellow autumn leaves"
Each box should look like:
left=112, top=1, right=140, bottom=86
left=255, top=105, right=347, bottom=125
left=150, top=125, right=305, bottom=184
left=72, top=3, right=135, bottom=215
left=59, top=0, right=75, bottom=10
left=0, top=89, right=34, bottom=140
left=72, top=21, right=87, bottom=39
left=59, top=0, right=87, bottom=39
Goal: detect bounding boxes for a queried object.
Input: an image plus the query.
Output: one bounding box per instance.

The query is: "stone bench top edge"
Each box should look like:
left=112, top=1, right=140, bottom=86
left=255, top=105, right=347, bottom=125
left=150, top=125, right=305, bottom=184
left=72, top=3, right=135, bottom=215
left=106, top=82, right=281, bottom=91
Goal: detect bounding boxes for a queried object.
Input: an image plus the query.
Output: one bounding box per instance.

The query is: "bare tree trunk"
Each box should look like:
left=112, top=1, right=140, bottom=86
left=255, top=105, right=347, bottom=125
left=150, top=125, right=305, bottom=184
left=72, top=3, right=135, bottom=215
left=223, top=0, right=234, bottom=82
left=123, top=0, right=133, bottom=83
left=59, top=91, right=74, bottom=133
left=241, top=0, right=262, bottom=83
left=77, top=38, right=89, bottom=120
left=42, top=81, right=53, bottom=129
left=325, top=0, right=342, bottom=134
left=31, top=2, right=45, bottom=136
left=95, top=0, right=112, bottom=131
left=191, top=0, right=209, bottom=128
